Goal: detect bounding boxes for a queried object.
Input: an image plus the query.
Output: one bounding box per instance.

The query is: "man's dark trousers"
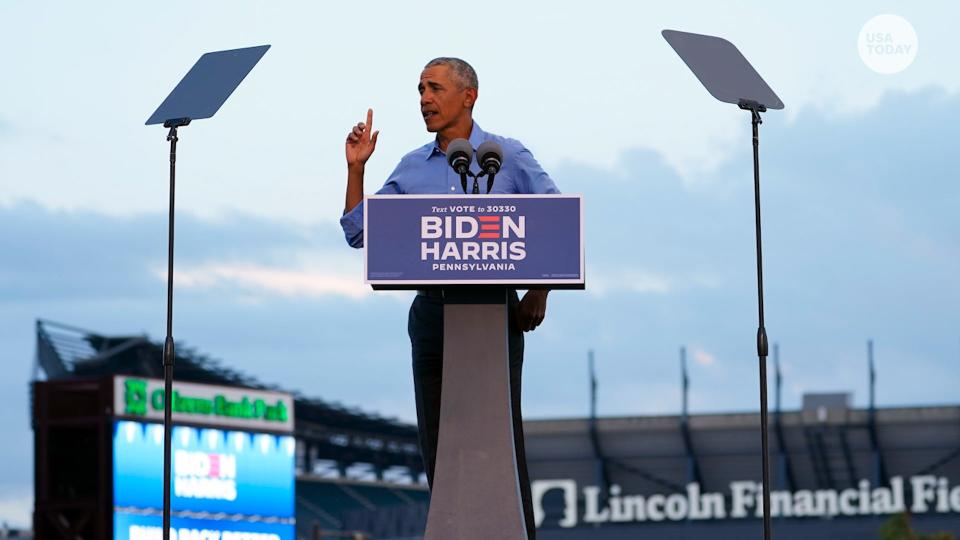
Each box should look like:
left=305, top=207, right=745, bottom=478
left=408, top=290, right=536, bottom=539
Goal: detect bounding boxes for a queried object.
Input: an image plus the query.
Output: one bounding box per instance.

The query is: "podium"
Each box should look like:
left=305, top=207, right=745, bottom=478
left=365, top=194, right=584, bottom=539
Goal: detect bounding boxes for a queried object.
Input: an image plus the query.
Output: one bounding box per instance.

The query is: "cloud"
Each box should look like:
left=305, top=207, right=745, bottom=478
left=0, top=487, right=31, bottom=529
left=552, top=89, right=959, bottom=316
left=586, top=267, right=727, bottom=297
left=162, top=262, right=371, bottom=300
left=524, top=88, right=959, bottom=417
left=586, top=267, right=674, bottom=296
left=691, top=348, right=716, bottom=367
left=0, top=87, right=957, bottom=426
left=0, top=201, right=350, bottom=303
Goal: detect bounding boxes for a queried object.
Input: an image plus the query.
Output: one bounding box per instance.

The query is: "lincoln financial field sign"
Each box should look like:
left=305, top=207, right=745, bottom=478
left=532, top=477, right=960, bottom=528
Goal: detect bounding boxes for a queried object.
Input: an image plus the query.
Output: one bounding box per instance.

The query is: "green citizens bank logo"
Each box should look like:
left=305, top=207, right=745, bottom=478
left=123, top=378, right=289, bottom=424
left=124, top=379, right=149, bottom=416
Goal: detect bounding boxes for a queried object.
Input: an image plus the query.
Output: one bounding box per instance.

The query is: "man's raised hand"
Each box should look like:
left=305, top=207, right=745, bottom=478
left=345, top=108, right=380, bottom=168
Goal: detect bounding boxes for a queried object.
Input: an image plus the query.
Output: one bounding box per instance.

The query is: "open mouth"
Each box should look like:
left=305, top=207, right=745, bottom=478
left=422, top=111, right=437, bottom=120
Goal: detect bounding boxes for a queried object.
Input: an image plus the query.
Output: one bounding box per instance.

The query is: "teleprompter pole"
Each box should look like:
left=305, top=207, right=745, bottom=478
left=162, top=118, right=189, bottom=540
left=740, top=99, right=772, bottom=540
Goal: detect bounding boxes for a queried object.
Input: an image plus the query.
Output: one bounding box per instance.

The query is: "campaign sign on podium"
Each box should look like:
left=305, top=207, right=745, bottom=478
left=365, top=193, right=583, bottom=539
left=364, top=194, right=584, bottom=288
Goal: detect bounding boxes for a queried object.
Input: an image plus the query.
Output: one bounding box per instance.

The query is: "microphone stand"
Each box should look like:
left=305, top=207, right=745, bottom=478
left=454, top=164, right=497, bottom=194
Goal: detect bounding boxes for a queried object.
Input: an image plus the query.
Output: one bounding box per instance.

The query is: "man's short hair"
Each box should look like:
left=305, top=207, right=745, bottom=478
left=424, top=57, right=478, bottom=90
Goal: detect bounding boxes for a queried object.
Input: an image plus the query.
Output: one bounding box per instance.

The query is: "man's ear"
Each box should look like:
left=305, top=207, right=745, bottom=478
left=464, top=87, right=478, bottom=108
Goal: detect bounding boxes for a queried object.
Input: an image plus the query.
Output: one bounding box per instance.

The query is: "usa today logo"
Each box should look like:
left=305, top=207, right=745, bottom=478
left=858, top=14, right=918, bottom=75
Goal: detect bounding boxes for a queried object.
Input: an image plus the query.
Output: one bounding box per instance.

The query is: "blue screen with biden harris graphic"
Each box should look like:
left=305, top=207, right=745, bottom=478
left=112, top=420, right=295, bottom=539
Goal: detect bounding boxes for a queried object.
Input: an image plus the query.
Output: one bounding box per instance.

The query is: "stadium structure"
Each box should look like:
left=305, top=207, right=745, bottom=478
left=31, top=320, right=960, bottom=539
left=32, top=320, right=428, bottom=540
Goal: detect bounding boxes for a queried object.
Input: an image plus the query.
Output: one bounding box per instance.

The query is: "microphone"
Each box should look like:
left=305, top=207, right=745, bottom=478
left=446, top=138, right=473, bottom=194
left=476, top=141, right=503, bottom=193
left=476, top=141, right=503, bottom=175
left=446, top=138, right=473, bottom=175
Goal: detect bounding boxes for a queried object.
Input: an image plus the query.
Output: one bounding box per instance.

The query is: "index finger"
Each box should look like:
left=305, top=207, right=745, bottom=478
left=366, top=108, right=374, bottom=136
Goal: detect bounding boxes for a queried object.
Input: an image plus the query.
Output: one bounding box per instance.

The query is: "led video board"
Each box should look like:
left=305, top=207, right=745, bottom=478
left=113, top=420, right=295, bottom=540
left=115, top=513, right=294, bottom=540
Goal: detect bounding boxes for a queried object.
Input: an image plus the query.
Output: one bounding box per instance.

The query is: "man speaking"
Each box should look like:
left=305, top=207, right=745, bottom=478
left=339, top=57, right=558, bottom=539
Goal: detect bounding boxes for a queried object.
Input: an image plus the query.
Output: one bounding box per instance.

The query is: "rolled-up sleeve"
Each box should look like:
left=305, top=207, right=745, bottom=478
left=339, top=202, right=366, bottom=248
left=339, top=162, right=404, bottom=248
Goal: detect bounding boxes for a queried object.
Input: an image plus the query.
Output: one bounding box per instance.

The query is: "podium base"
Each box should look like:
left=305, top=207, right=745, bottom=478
left=423, top=287, right=528, bottom=540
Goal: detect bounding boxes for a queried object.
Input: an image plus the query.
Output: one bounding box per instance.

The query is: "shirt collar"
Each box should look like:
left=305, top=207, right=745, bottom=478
left=426, top=121, right=487, bottom=160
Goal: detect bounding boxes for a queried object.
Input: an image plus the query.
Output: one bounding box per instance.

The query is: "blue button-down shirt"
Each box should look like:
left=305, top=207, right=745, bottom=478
left=340, top=122, right=559, bottom=248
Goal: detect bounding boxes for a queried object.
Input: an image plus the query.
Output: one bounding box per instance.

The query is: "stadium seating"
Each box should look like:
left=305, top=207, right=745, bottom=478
left=296, top=479, right=429, bottom=539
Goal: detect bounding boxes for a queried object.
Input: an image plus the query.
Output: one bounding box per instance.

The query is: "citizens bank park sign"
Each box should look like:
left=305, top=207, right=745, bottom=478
left=364, top=194, right=584, bottom=287
left=113, top=376, right=294, bottom=433
left=531, top=477, right=960, bottom=528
